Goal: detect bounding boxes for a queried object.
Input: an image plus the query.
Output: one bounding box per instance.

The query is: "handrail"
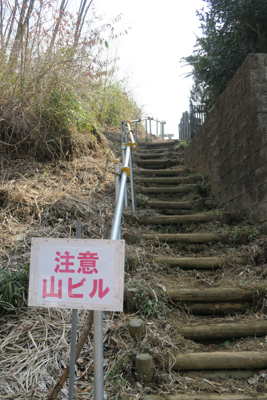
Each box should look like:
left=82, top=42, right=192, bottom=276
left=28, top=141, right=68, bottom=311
left=112, top=115, right=166, bottom=239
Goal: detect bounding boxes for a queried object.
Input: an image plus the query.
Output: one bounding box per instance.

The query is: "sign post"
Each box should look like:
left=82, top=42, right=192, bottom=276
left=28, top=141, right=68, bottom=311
left=28, top=236, right=125, bottom=399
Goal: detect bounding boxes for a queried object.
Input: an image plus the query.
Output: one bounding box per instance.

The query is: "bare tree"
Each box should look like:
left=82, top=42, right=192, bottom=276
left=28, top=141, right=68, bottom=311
left=73, top=0, right=93, bottom=47
left=47, top=0, right=69, bottom=54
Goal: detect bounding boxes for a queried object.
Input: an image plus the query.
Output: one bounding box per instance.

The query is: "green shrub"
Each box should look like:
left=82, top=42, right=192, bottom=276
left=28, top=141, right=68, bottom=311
left=0, top=267, right=29, bottom=316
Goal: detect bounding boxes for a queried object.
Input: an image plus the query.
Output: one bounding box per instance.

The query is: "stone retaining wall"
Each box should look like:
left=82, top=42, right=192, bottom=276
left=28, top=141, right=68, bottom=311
left=184, top=53, right=267, bottom=224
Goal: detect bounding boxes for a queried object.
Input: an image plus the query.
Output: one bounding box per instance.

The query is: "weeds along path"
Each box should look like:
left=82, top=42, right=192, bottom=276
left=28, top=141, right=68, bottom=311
left=122, top=139, right=267, bottom=399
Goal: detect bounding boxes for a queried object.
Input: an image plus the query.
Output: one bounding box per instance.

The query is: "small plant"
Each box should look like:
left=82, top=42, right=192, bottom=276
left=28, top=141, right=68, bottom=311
left=178, top=140, right=188, bottom=150
left=0, top=266, right=29, bottom=316
left=104, top=366, right=126, bottom=395
left=130, top=280, right=169, bottom=319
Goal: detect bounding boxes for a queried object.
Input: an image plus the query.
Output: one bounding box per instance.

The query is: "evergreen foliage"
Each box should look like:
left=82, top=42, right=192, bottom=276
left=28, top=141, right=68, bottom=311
left=182, top=0, right=267, bottom=108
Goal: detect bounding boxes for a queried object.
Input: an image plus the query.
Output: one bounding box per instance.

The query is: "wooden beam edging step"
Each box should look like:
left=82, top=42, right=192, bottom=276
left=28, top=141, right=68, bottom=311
left=144, top=394, right=267, bottom=400
left=176, top=321, right=267, bottom=340
left=133, top=168, right=190, bottom=176
left=167, top=287, right=254, bottom=302
left=135, top=177, right=196, bottom=185
left=136, top=159, right=177, bottom=165
left=134, top=152, right=174, bottom=159
left=136, top=200, right=194, bottom=209
left=144, top=140, right=178, bottom=148
left=138, top=214, right=217, bottom=225
left=165, top=351, right=267, bottom=370
left=180, top=370, right=256, bottom=380
left=141, top=232, right=228, bottom=243
left=148, top=256, right=226, bottom=269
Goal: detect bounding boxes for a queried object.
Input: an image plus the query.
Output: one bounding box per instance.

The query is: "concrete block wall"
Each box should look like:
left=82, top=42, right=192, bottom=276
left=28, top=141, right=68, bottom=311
left=184, top=54, right=267, bottom=224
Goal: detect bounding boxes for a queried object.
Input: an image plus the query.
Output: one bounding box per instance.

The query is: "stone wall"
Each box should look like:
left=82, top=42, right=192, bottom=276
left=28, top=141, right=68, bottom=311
left=184, top=53, right=267, bottom=224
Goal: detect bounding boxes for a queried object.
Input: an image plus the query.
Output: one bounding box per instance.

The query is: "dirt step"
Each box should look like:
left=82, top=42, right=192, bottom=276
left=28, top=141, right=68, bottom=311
left=148, top=256, right=226, bottom=269
left=144, top=395, right=267, bottom=400
left=189, top=302, right=251, bottom=315
left=166, top=351, right=267, bottom=371
left=167, top=287, right=254, bottom=302
left=177, top=321, right=267, bottom=340
left=135, top=177, right=196, bottom=185
left=139, top=185, right=201, bottom=194
left=137, top=200, right=194, bottom=209
left=136, top=159, right=177, bottom=167
left=142, top=232, right=228, bottom=243
left=133, top=168, right=190, bottom=176
left=138, top=214, right=217, bottom=225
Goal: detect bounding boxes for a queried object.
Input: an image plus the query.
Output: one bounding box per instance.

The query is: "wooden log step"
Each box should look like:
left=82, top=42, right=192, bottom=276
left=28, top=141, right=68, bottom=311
left=168, top=287, right=253, bottom=302
left=142, top=232, right=228, bottom=243
left=137, top=200, right=194, bottom=209
left=139, top=185, right=201, bottom=194
left=133, top=168, right=190, bottom=176
left=177, top=321, right=267, bottom=340
left=135, top=152, right=173, bottom=159
left=189, top=302, right=251, bottom=315
left=167, top=351, right=267, bottom=370
left=145, top=395, right=267, bottom=400
left=139, top=214, right=216, bottom=225
left=135, top=177, right=196, bottom=185
left=148, top=256, right=224, bottom=269
left=145, top=140, right=178, bottom=148
left=136, top=159, right=177, bottom=165
left=181, top=369, right=256, bottom=380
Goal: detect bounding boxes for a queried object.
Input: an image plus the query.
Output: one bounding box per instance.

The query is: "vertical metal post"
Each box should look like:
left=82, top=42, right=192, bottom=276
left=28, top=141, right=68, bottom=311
left=115, top=160, right=121, bottom=239
left=129, top=150, right=135, bottom=211
left=156, top=119, right=158, bottom=141
left=121, top=122, right=124, bottom=144
left=161, top=122, right=164, bottom=141
left=145, top=118, right=148, bottom=141
left=163, top=122, right=165, bottom=141
left=94, top=310, right=103, bottom=400
left=68, top=220, right=82, bottom=400
left=121, top=143, right=128, bottom=209
left=149, top=117, right=152, bottom=141
left=135, top=116, right=138, bottom=142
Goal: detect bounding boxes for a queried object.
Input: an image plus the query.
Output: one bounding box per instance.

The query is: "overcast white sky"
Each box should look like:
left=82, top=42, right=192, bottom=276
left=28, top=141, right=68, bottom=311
left=93, top=0, right=205, bottom=138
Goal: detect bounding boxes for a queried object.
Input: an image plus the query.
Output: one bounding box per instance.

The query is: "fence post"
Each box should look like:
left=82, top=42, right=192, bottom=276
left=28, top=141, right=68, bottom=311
left=145, top=118, right=148, bottom=141
left=135, top=116, right=138, bottom=142
left=156, top=119, right=159, bottom=141
left=149, top=117, right=152, bottom=141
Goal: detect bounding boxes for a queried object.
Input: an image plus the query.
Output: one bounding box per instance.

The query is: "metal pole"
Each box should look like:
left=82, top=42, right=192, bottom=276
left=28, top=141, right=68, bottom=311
left=149, top=118, right=152, bottom=141
left=121, top=122, right=124, bottom=144
left=135, top=116, right=138, bottom=142
left=68, top=220, right=82, bottom=400
left=129, top=150, right=135, bottom=211
left=163, top=122, right=165, bottom=141
left=121, top=141, right=128, bottom=209
left=111, top=146, right=131, bottom=240
left=145, top=118, right=147, bottom=141
left=156, top=119, right=158, bottom=141
left=115, top=160, right=121, bottom=239
left=94, top=310, right=103, bottom=400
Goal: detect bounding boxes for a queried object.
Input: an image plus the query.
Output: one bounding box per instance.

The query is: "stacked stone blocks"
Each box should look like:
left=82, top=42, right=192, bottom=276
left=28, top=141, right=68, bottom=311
left=184, top=54, right=267, bottom=223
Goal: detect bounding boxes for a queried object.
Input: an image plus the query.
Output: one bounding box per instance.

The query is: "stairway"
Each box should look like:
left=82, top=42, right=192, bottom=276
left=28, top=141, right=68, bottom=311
left=123, top=139, right=267, bottom=398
